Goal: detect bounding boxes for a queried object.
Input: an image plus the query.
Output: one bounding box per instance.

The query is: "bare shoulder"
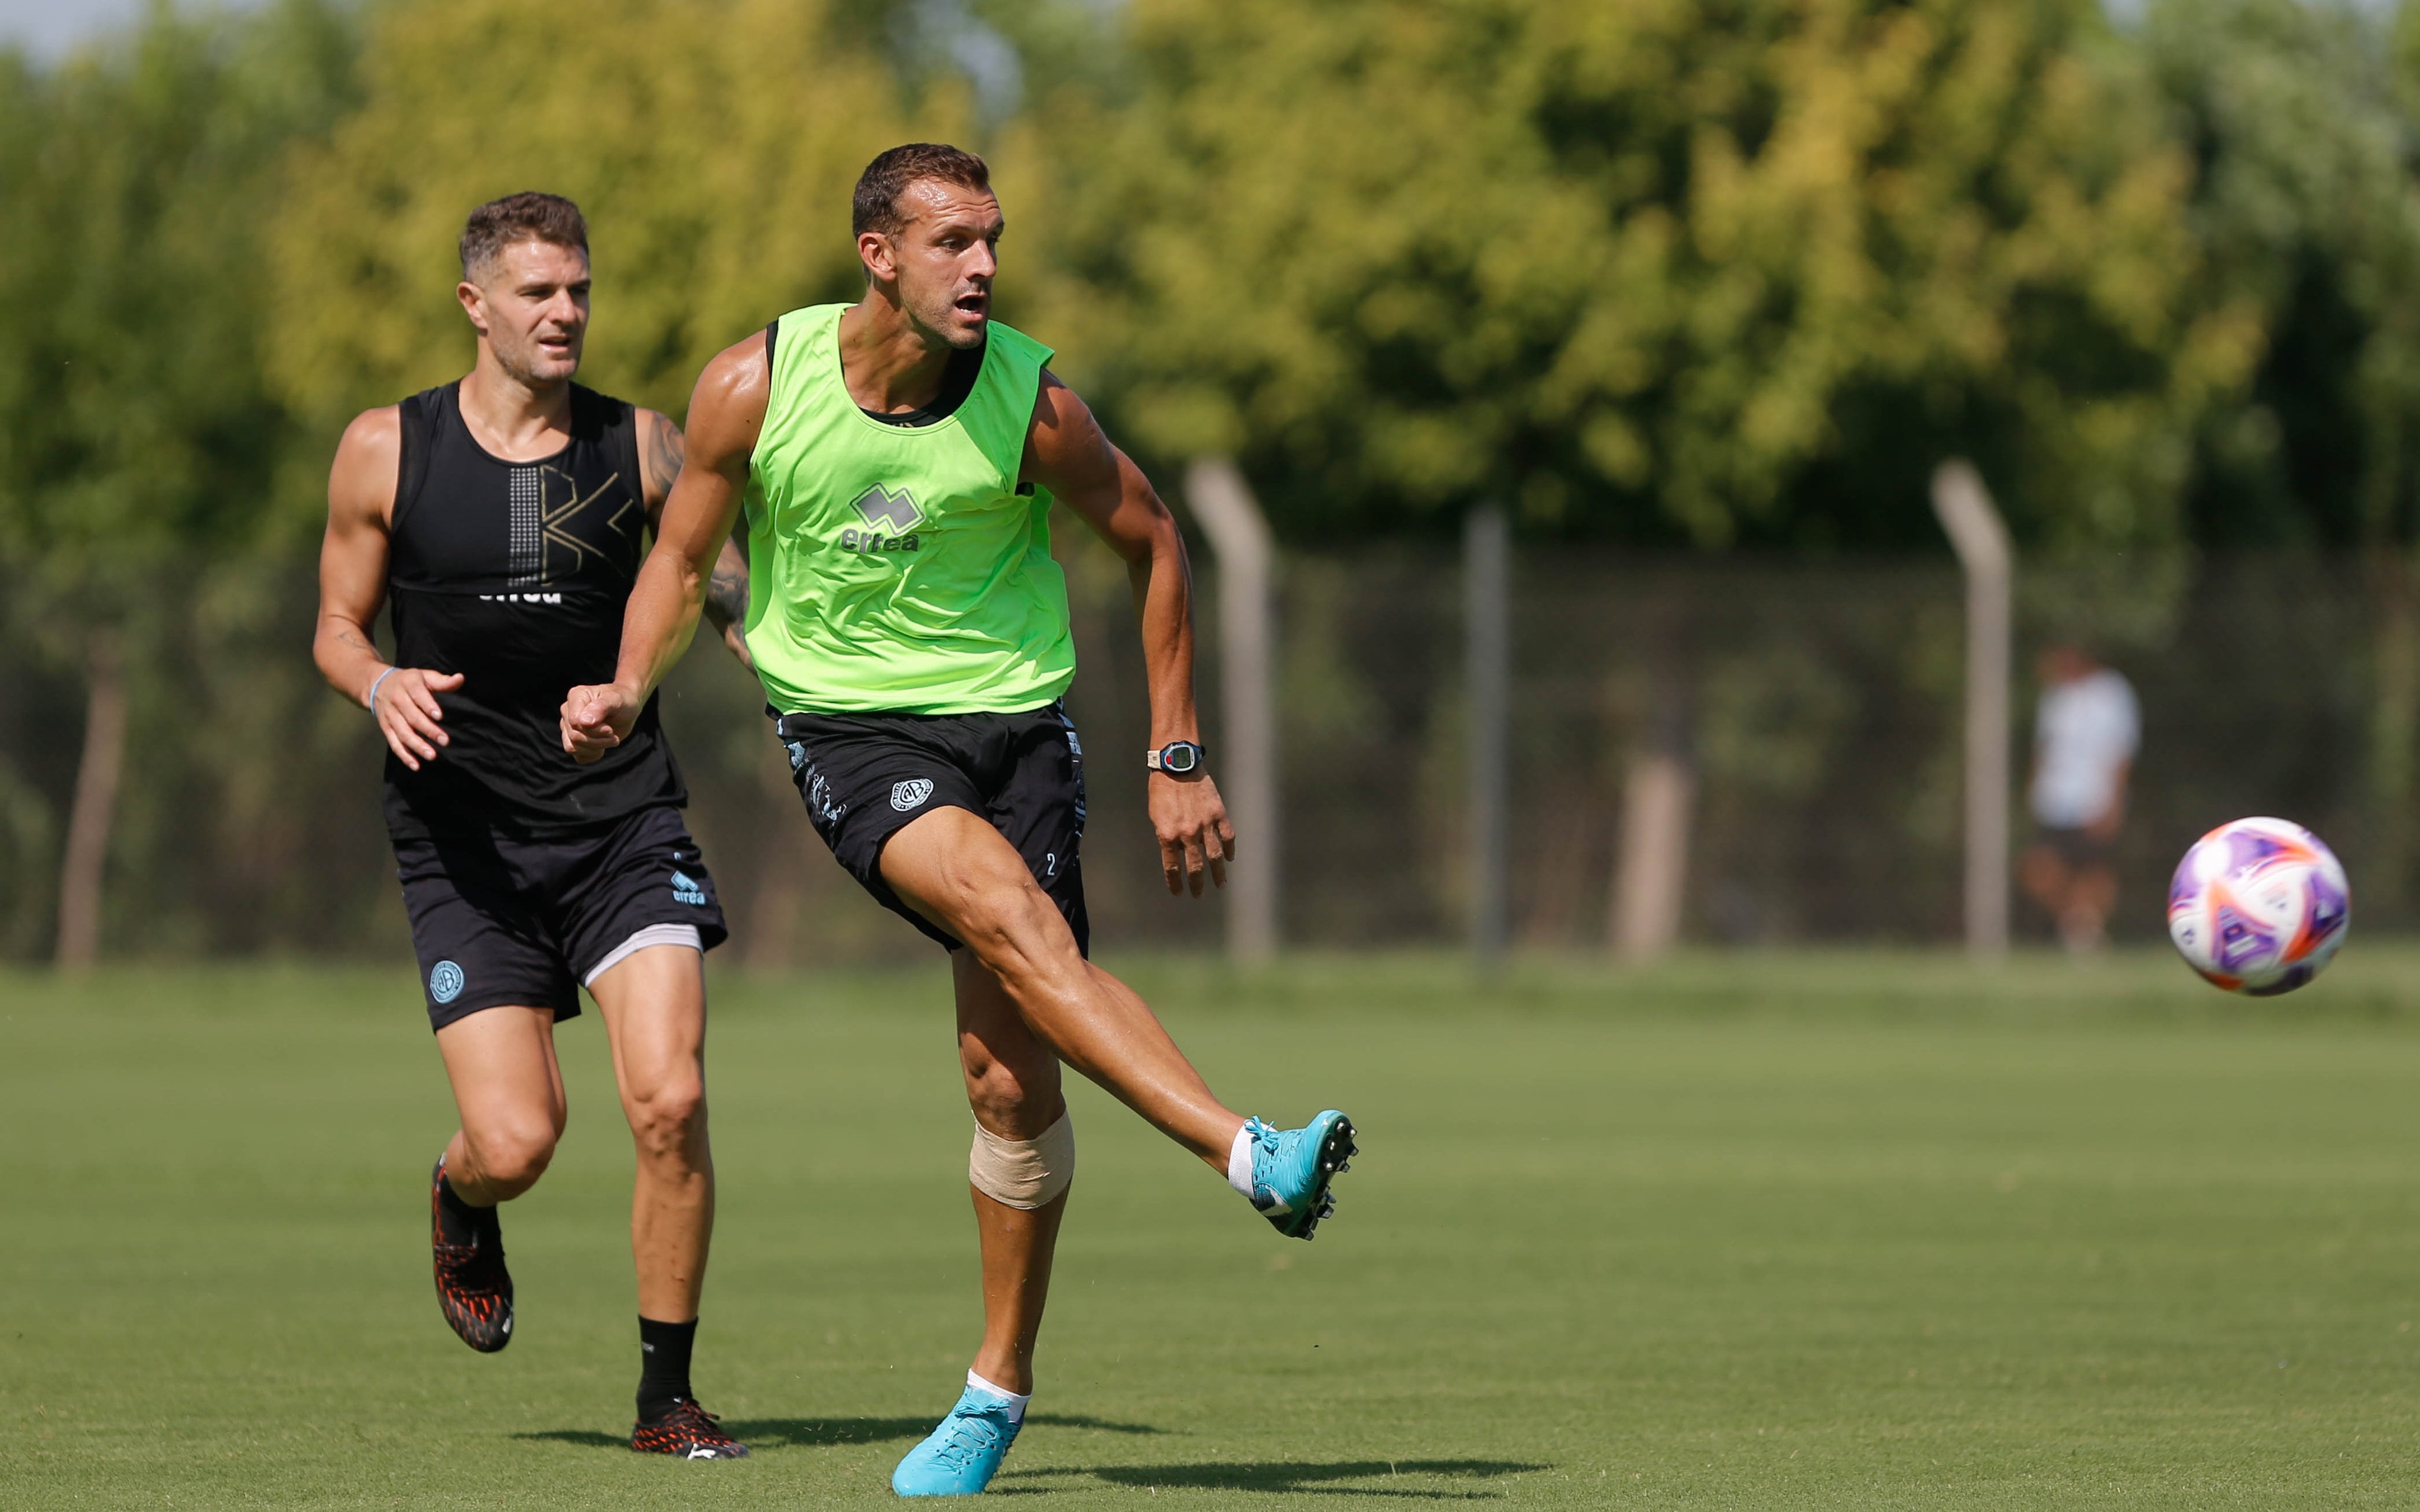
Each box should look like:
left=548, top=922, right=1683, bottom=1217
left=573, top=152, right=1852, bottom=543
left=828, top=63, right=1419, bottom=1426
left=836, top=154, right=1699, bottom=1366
left=699, top=328, right=771, bottom=406
left=1023, top=369, right=1111, bottom=480
left=1028, top=368, right=1091, bottom=434
left=336, top=404, right=402, bottom=463
left=685, top=328, right=774, bottom=465
left=329, top=405, right=402, bottom=523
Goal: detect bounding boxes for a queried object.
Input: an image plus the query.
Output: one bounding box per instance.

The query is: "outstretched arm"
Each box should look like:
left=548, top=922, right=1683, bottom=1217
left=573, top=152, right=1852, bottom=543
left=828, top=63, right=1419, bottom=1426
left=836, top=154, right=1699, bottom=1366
left=313, top=408, right=466, bottom=772
left=564, top=332, right=769, bottom=760
left=637, top=406, right=752, bottom=671
left=1022, top=372, right=1234, bottom=897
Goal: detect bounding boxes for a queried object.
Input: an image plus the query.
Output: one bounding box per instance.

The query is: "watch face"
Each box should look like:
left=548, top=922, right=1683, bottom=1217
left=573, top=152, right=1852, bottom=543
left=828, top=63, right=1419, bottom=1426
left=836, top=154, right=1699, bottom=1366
left=1163, top=743, right=1199, bottom=773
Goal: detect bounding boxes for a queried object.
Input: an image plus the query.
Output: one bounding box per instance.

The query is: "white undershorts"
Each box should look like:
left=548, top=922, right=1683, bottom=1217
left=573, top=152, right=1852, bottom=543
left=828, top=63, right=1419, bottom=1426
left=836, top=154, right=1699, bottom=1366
left=583, top=922, right=703, bottom=988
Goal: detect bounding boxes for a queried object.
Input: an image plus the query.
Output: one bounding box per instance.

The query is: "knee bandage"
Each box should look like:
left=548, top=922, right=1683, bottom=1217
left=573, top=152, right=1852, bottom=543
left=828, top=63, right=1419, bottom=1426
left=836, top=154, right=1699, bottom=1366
left=967, top=1112, right=1075, bottom=1209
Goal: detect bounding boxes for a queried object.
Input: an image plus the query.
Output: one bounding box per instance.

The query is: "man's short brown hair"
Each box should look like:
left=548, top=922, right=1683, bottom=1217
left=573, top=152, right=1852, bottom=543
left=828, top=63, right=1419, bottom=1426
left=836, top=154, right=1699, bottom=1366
left=459, top=192, right=589, bottom=281
left=851, top=144, right=991, bottom=239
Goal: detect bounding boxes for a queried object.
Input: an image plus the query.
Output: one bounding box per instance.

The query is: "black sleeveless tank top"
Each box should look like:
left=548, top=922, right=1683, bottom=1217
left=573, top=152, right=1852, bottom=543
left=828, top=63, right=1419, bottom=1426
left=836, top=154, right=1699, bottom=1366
left=382, top=380, right=685, bottom=835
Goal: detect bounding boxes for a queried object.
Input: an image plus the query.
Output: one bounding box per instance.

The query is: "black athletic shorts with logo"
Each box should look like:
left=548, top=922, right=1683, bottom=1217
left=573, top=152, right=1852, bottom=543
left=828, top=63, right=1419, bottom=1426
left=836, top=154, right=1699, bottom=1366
left=773, top=702, right=1089, bottom=957
left=391, top=803, right=729, bottom=1031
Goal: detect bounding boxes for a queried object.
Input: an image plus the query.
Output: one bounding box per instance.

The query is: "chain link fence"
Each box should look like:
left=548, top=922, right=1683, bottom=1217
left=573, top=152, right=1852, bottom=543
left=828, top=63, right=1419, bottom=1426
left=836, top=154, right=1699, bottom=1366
left=0, top=543, right=2401, bottom=964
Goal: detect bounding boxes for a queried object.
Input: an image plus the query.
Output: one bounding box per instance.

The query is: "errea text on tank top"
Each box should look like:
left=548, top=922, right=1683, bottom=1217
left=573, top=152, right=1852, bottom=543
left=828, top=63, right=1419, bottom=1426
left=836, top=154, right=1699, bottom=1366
left=741, top=305, right=1075, bottom=717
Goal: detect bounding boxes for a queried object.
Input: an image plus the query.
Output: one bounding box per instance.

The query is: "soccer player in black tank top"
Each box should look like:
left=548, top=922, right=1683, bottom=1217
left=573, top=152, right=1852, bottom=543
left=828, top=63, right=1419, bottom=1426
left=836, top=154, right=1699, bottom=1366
left=312, top=193, right=753, bottom=1461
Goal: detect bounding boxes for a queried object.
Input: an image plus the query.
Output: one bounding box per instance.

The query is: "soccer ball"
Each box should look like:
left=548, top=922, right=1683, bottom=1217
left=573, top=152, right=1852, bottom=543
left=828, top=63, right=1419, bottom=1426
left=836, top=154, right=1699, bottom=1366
left=2167, top=817, right=2349, bottom=995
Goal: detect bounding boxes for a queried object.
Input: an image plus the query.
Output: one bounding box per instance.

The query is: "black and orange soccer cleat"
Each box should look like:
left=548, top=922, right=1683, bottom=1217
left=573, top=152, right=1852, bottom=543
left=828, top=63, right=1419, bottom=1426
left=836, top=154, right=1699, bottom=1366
left=631, top=1399, right=750, bottom=1460
left=430, top=1158, right=513, bottom=1353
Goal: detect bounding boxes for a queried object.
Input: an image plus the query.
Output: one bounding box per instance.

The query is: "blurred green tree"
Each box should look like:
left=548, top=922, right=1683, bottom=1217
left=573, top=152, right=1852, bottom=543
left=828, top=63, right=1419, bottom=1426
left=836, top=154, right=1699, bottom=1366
left=1023, top=0, right=2263, bottom=549
left=2148, top=0, right=2420, bottom=915
left=2166, top=0, right=2420, bottom=550
left=268, top=0, right=955, bottom=462
left=0, top=0, right=354, bottom=963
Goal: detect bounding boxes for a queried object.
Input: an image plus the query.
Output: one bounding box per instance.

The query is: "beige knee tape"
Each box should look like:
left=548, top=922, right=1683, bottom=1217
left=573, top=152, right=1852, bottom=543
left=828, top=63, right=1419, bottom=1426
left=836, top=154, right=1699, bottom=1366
left=968, top=1112, right=1075, bottom=1210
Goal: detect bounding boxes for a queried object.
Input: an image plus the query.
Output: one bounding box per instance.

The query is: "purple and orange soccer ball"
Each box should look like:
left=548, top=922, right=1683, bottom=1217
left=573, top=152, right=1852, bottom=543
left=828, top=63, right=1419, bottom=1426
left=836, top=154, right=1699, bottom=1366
left=2167, top=817, right=2350, bottom=995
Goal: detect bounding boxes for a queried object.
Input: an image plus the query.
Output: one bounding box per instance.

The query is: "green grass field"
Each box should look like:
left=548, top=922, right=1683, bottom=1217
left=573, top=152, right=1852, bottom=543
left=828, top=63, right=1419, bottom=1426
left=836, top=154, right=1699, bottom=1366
left=11, top=949, right=2420, bottom=1508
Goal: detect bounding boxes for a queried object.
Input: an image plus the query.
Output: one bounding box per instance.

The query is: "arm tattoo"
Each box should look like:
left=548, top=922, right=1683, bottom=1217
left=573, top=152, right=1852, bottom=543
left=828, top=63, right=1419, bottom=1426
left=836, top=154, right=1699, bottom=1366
left=644, top=415, right=687, bottom=503
left=704, top=558, right=749, bottom=630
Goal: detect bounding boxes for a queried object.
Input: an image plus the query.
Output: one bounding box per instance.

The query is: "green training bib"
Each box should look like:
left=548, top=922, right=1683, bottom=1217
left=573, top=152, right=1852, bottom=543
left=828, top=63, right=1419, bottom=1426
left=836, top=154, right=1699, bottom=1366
left=742, top=304, right=1074, bottom=715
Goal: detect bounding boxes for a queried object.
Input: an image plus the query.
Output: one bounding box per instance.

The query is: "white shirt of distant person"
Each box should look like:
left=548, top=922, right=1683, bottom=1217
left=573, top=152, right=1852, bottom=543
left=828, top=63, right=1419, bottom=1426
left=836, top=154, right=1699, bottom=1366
left=2021, top=643, right=2139, bottom=955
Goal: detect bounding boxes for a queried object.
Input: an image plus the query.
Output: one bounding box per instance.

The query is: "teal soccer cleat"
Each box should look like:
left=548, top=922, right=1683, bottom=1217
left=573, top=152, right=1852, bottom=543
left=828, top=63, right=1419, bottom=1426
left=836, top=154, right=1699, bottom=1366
left=1244, top=1110, right=1357, bottom=1240
left=891, top=1387, right=1022, bottom=1497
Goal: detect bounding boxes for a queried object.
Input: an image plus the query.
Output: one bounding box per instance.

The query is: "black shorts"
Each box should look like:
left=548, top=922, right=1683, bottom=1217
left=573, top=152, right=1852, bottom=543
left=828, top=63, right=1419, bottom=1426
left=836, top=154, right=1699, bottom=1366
left=2035, top=824, right=2117, bottom=869
left=390, top=804, right=728, bottom=1031
left=774, top=702, right=1089, bottom=956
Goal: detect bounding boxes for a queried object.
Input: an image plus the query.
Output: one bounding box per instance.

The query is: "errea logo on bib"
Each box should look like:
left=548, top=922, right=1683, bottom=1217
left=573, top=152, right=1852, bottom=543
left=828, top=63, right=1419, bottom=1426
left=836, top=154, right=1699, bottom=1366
left=891, top=778, right=936, bottom=812
left=844, top=484, right=923, bottom=554
left=853, top=484, right=923, bottom=530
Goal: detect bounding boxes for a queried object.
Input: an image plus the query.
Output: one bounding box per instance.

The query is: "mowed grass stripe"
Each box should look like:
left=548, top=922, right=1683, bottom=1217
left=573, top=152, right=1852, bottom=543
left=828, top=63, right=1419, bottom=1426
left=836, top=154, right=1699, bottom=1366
left=5, top=953, right=2420, bottom=1507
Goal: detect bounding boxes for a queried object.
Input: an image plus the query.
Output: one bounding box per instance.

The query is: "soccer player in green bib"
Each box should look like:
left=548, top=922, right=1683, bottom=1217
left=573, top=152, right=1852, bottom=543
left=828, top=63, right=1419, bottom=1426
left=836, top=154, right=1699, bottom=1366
left=562, top=144, right=1359, bottom=1496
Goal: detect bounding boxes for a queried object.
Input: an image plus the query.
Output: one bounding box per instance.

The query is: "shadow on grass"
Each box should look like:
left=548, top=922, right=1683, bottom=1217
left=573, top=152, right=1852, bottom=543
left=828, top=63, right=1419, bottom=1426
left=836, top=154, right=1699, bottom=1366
left=517, top=1430, right=631, bottom=1450
left=1028, top=1413, right=1170, bottom=1435
left=518, top=1411, right=1167, bottom=1453
left=1002, top=1458, right=1543, bottom=1499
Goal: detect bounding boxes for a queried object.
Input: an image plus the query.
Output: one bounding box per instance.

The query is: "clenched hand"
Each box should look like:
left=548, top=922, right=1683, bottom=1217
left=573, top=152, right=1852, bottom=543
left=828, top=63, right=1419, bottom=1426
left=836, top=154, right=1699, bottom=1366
left=561, top=682, right=642, bottom=764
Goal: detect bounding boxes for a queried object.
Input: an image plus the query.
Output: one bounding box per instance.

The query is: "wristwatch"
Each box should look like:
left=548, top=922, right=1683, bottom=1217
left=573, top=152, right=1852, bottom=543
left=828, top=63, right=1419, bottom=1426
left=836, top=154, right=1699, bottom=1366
left=1146, top=740, right=1207, bottom=775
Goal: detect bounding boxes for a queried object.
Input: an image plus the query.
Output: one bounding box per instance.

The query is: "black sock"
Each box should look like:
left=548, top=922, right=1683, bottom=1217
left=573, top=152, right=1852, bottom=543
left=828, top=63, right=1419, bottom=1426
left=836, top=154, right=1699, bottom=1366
left=434, top=1163, right=493, bottom=1248
left=637, top=1316, right=698, bottom=1422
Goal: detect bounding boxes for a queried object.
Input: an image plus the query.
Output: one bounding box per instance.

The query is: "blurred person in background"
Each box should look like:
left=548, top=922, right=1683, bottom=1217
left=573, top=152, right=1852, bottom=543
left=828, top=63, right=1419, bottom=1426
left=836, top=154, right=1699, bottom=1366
left=561, top=143, right=1358, bottom=1497
left=312, top=193, right=756, bottom=1461
left=2019, top=641, right=2140, bottom=954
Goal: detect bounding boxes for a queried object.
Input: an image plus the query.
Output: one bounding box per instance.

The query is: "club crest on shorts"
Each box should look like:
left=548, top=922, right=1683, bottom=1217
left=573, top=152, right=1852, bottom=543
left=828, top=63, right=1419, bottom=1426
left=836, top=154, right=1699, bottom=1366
left=891, top=777, right=936, bottom=812
left=429, top=960, right=466, bottom=1005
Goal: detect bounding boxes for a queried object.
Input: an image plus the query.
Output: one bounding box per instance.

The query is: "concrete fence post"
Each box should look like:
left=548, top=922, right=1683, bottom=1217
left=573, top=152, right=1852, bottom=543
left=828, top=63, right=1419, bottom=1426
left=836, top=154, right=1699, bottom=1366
left=1932, top=460, right=2013, bottom=959
left=1183, top=458, right=1279, bottom=962
left=1466, top=504, right=1511, bottom=967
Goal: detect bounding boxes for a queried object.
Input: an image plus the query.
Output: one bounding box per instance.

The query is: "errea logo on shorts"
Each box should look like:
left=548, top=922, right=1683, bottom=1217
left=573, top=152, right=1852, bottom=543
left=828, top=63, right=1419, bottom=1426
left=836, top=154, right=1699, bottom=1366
left=430, top=960, right=466, bottom=1005
left=670, top=870, right=707, bottom=906
left=892, top=778, right=936, bottom=812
